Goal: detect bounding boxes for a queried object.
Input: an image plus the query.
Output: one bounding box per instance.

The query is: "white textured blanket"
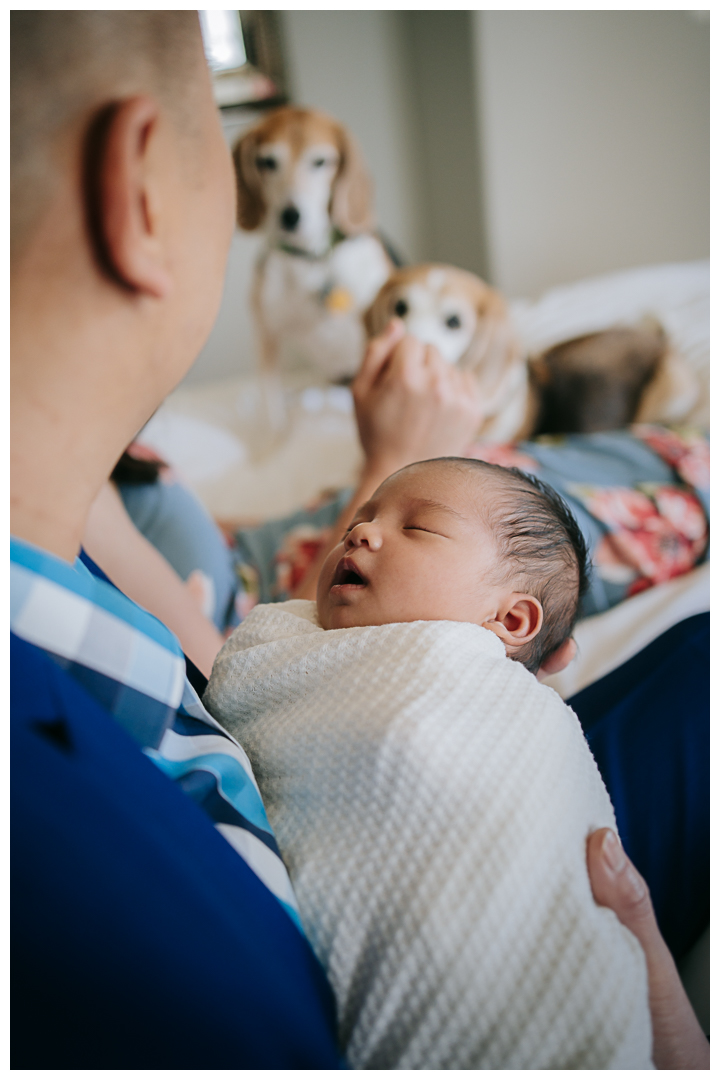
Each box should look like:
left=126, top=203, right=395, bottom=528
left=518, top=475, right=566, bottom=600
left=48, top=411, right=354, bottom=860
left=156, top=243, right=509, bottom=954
left=205, top=601, right=652, bottom=1069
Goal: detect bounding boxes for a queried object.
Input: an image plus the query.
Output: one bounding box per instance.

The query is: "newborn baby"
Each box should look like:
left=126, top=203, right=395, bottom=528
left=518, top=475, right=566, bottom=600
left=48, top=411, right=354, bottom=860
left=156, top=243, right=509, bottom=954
left=204, top=458, right=652, bottom=1069
left=316, top=456, right=586, bottom=671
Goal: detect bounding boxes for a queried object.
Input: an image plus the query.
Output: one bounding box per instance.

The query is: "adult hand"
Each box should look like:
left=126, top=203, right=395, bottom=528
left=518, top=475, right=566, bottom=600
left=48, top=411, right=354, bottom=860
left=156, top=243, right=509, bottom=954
left=353, top=318, right=484, bottom=482
left=587, top=828, right=709, bottom=1070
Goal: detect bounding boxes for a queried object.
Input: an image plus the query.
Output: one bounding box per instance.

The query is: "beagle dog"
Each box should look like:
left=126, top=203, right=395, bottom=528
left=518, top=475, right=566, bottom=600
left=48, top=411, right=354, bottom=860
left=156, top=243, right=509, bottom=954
left=365, top=264, right=699, bottom=441
left=365, top=264, right=531, bottom=442
left=234, top=106, right=392, bottom=407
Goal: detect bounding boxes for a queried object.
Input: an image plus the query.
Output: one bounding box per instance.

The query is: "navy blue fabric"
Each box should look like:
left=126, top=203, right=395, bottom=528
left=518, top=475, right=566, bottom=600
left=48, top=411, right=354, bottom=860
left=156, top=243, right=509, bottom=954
left=568, top=613, right=709, bottom=963
left=11, top=633, right=342, bottom=1069
left=78, top=546, right=115, bottom=585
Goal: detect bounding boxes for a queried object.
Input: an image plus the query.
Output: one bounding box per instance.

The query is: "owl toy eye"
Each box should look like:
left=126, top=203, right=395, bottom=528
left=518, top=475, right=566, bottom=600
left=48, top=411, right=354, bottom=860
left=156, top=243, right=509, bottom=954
left=256, top=156, right=278, bottom=172
left=394, top=299, right=409, bottom=317
left=445, top=314, right=461, bottom=329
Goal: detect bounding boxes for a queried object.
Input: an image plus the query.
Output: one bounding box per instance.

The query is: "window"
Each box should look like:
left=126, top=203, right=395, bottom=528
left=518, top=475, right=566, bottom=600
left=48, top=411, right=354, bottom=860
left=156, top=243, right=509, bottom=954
left=199, top=10, right=287, bottom=109
left=199, top=10, right=247, bottom=73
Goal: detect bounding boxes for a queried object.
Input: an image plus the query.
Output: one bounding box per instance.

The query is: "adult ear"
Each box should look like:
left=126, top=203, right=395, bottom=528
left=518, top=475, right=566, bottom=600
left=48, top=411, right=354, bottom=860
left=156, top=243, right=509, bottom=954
left=233, top=128, right=266, bottom=231
left=484, top=594, right=543, bottom=650
left=331, top=127, right=375, bottom=235
left=89, top=96, right=173, bottom=298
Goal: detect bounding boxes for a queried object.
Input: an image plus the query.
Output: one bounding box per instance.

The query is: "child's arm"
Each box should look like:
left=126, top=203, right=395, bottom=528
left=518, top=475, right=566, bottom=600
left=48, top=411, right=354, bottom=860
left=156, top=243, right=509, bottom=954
left=83, top=481, right=224, bottom=678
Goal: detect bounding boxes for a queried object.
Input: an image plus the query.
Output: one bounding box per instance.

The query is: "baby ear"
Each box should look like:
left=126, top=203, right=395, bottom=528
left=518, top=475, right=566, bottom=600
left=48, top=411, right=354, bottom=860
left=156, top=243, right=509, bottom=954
left=484, top=594, right=543, bottom=650
left=331, top=127, right=375, bottom=235
left=232, top=129, right=266, bottom=231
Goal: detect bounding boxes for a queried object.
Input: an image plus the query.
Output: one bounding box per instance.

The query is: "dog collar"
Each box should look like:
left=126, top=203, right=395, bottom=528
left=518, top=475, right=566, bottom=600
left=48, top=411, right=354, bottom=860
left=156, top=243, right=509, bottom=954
left=275, top=227, right=347, bottom=261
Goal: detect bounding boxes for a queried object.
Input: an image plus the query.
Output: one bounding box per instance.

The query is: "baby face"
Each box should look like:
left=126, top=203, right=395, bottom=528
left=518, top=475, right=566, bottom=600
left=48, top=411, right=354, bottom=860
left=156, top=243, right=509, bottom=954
left=317, top=462, right=513, bottom=632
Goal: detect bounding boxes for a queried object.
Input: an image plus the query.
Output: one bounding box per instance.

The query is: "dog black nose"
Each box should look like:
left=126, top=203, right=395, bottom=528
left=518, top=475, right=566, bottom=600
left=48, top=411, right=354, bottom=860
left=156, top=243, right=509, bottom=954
left=280, top=206, right=300, bottom=231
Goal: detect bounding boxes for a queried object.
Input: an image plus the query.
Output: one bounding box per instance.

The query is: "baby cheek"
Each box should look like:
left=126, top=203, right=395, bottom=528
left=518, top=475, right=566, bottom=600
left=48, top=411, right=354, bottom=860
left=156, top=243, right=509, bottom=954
left=316, top=545, right=343, bottom=624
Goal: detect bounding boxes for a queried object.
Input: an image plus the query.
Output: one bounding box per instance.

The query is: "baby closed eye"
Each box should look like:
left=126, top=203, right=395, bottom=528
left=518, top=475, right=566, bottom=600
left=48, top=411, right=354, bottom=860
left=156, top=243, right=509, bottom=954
left=403, top=524, right=448, bottom=536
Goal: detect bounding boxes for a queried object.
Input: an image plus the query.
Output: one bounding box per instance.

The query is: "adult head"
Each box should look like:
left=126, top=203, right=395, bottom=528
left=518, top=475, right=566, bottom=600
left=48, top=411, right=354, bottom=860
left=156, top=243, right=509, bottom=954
left=11, top=11, right=235, bottom=560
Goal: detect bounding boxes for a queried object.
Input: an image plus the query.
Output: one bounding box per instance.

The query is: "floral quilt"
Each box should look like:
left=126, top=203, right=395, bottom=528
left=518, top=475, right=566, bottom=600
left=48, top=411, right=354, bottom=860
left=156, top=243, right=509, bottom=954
left=232, top=426, right=709, bottom=621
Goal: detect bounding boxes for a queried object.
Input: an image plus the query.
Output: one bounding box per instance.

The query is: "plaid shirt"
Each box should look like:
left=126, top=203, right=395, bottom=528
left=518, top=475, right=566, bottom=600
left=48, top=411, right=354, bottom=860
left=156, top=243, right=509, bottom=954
left=10, top=535, right=301, bottom=931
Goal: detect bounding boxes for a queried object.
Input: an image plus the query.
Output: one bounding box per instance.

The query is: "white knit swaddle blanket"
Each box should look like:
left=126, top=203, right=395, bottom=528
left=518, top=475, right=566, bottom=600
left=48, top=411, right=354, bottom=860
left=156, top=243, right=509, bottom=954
left=205, top=600, right=652, bottom=1069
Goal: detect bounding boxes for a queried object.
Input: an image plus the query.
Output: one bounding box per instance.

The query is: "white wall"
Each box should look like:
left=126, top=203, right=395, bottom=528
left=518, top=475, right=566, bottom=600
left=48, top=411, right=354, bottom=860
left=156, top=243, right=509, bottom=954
left=473, top=10, right=709, bottom=298
left=401, top=12, right=488, bottom=278
left=281, top=10, right=426, bottom=264
left=182, top=108, right=265, bottom=385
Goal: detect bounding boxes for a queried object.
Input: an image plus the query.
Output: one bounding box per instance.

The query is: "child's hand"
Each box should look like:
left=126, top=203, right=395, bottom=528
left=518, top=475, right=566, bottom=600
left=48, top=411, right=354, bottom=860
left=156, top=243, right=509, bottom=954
left=353, top=319, right=484, bottom=482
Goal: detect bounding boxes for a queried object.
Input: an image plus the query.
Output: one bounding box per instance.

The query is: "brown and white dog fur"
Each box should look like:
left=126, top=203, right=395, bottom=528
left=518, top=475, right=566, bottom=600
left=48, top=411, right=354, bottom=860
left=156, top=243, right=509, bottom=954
left=365, top=265, right=531, bottom=442
left=234, top=106, right=392, bottom=421
left=365, top=264, right=699, bottom=441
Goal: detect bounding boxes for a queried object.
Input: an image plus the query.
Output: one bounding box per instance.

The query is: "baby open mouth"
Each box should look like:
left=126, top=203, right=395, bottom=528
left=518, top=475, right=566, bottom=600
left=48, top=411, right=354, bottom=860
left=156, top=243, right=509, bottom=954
left=332, top=557, right=368, bottom=588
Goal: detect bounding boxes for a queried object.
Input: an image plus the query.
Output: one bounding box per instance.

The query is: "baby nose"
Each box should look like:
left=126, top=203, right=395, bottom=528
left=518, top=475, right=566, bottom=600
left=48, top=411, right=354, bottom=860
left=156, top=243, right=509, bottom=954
left=280, top=205, right=300, bottom=231
left=345, top=521, right=382, bottom=551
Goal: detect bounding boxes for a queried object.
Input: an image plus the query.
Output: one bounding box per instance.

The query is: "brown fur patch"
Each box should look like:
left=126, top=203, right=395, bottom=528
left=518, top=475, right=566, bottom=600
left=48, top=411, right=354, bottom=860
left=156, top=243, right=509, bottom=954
left=232, top=105, right=374, bottom=234
left=529, top=325, right=667, bottom=435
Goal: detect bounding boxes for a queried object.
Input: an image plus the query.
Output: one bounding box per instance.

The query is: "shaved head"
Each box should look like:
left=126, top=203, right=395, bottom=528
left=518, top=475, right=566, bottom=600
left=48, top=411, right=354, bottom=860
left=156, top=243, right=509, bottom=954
left=11, top=10, right=203, bottom=259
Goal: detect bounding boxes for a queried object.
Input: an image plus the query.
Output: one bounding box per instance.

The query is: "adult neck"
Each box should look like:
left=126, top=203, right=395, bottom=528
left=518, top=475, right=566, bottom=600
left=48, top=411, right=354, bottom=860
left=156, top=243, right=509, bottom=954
left=11, top=195, right=167, bottom=563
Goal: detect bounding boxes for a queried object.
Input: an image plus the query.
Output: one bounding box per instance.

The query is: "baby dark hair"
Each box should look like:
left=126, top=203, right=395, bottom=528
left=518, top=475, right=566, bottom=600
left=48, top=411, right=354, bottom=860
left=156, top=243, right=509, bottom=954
left=437, top=457, right=590, bottom=674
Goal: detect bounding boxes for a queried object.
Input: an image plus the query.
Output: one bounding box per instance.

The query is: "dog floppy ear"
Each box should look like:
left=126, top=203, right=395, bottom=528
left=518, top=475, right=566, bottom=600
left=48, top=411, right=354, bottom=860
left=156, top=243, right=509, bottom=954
left=461, top=287, right=522, bottom=388
left=461, top=284, right=530, bottom=439
left=635, top=345, right=699, bottom=424
left=233, top=128, right=267, bottom=231
left=363, top=279, right=395, bottom=338
left=331, top=127, right=375, bottom=236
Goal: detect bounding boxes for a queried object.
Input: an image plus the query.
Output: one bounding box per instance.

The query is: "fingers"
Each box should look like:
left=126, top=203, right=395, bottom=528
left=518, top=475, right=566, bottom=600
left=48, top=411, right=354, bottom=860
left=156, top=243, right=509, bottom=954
left=587, top=829, right=657, bottom=947
left=393, top=335, right=433, bottom=392
left=358, top=329, right=478, bottom=412
left=354, top=329, right=485, bottom=472
left=587, top=829, right=710, bottom=1069
left=354, top=319, right=405, bottom=396
left=459, top=367, right=484, bottom=407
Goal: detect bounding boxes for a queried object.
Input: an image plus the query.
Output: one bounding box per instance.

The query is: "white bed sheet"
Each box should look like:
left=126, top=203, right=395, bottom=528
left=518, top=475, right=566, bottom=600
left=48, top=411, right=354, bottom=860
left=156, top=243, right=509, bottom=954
left=543, top=562, right=709, bottom=699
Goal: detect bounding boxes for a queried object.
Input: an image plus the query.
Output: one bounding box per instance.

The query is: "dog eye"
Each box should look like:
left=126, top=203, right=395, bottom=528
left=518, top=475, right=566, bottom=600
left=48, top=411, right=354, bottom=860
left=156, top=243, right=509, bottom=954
left=256, top=156, right=278, bottom=172
left=445, top=314, right=462, bottom=329
left=312, top=158, right=326, bottom=168
left=394, top=299, right=408, bottom=317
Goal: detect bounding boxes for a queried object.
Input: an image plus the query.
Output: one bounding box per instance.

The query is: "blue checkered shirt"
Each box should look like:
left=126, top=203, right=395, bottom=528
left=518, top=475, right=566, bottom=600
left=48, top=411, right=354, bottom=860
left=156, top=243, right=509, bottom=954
left=10, top=535, right=302, bottom=931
